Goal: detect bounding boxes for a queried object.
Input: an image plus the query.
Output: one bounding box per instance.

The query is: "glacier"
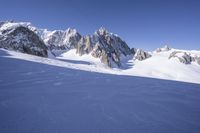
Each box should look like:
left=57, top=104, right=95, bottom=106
left=0, top=49, right=200, bottom=133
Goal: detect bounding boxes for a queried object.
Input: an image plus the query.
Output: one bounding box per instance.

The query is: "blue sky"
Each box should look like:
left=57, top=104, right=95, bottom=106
left=0, top=0, right=200, bottom=50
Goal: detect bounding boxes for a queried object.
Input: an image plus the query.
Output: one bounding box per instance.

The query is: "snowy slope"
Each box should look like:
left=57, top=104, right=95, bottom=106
left=122, top=49, right=200, bottom=84
left=1, top=48, right=200, bottom=133
left=1, top=48, right=200, bottom=84
left=55, top=48, right=200, bottom=84
left=57, top=49, right=200, bottom=84
left=1, top=49, right=120, bottom=74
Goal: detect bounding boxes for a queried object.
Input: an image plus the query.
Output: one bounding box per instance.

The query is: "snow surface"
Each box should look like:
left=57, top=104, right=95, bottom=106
left=1, top=49, right=200, bottom=84
left=0, top=49, right=200, bottom=133
left=122, top=50, right=200, bottom=84
left=57, top=49, right=200, bottom=84
left=1, top=22, right=199, bottom=84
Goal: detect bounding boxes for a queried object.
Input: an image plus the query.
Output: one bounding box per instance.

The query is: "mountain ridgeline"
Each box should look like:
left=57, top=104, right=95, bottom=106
left=0, top=22, right=48, bottom=57
left=0, top=21, right=151, bottom=67
left=0, top=21, right=199, bottom=67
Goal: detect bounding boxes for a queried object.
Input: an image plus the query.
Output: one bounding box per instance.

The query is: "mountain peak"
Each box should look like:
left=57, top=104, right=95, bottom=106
left=163, top=45, right=171, bottom=49
left=155, top=45, right=171, bottom=52
left=96, top=27, right=109, bottom=35
left=66, top=28, right=78, bottom=35
left=0, top=21, right=32, bottom=32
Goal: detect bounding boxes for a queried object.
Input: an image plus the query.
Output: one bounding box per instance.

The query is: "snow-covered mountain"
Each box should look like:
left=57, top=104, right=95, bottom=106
left=1, top=21, right=200, bottom=133
left=0, top=21, right=200, bottom=83
left=39, top=26, right=134, bottom=67
left=41, top=28, right=82, bottom=53
left=0, top=21, right=47, bottom=57
left=0, top=21, right=146, bottom=67
left=1, top=47, right=200, bottom=84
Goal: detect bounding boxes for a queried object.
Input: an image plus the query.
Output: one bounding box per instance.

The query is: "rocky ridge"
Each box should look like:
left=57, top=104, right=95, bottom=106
left=169, top=51, right=200, bottom=65
left=0, top=22, right=47, bottom=57
left=1, top=21, right=199, bottom=68
left=0, top=21, right=151, bottom=67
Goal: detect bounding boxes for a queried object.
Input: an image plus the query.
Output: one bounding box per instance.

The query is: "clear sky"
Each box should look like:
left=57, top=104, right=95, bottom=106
left=0, top=0, right=200, bottom=50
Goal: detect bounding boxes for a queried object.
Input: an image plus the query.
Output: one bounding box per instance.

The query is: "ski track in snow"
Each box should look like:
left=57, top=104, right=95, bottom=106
left=0, top=49, right=200, bottom=133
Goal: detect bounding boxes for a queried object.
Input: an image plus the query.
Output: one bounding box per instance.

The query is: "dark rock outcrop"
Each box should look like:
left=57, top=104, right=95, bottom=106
left=89, top=28, right=132, bottom=67
left=134, top=49, right=151, bottom=61
left=169, top=51, right=193, bottom=64
left=0, top=26, right=48, bottom=57
left=156, top=45, right=171, bottom=53
left=1, top=21, right=155, bottom=67
left=130, top=48, right=137, bottom=55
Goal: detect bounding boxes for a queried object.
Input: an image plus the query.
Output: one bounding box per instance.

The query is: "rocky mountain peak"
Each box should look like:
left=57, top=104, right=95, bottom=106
left=134, top=49, right=152, bottom=61
left=0, top=25, right=48, bottom=57
left=0, top=21, right=154, bottom=68
left=156, top=45, right=171, bottom=52
left=66, top=28, right=78, bottom=35
left=40, top=28, right=81, bottom=52
left=95, top=27, right=109, bottom=36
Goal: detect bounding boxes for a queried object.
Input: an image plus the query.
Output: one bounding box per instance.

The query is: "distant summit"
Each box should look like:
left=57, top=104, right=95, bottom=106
left=0, top=21, right=200, bottom=68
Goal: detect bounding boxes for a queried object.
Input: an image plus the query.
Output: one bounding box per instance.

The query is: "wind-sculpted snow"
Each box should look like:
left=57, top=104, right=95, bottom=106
left=0, top=49, right=200, bottom=133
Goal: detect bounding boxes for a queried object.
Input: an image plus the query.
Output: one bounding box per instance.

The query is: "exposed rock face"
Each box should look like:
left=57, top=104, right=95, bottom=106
left=42, top=28, right=81, bottom=53
left=76, top=27, right=132, bottom=67
left=0, top=21, right=134, bottom=67
left=134, top=49, right=151, bottom=61
left=0, top=25, right=48, bottom=57
left=1, top=21, right=155, bottom=67
left=44, top=30, right=65, bottom=50
left=62, top=28, right=82, bottom=49
left=130, top=48, right=137, bottom=55
left=89, top=27, right=132, bottom=67
left=2, top=21, right=200, bottom=68
left=169, top=51, right=193, bottom=64
left=76, top=35, right=94, bottom=56
left=169, top=51, right=180, bottom=59
left=156, top=45, right=171, bottom=52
